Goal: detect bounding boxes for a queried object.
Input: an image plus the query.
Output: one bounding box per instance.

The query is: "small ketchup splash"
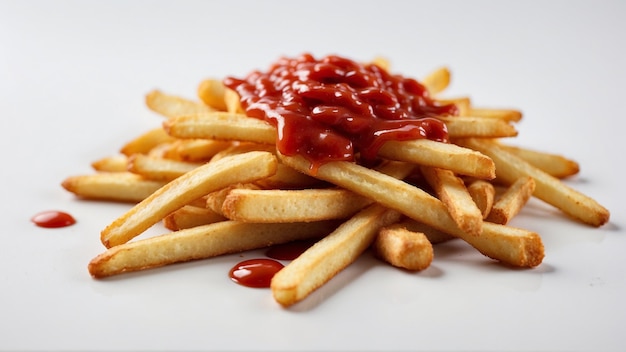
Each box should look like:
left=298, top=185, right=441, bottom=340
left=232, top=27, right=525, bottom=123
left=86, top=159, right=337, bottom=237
left=31, top=210, right=76, bottom=228
left=265, top=239, right=317, bottom=260
left=229, top=259, right=284, bottom=288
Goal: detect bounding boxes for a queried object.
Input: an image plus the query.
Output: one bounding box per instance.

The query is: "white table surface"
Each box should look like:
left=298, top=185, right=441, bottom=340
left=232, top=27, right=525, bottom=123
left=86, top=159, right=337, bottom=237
left=1, top=1, right=624, bottom=351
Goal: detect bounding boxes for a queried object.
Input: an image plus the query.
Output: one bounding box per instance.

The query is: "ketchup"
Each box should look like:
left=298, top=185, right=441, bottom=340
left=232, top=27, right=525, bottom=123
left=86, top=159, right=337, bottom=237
left=31, top=210, right=76, bottom=228
left=229, top=258, right=284, bottom=288
left=224, top=53, right=457, bottom=171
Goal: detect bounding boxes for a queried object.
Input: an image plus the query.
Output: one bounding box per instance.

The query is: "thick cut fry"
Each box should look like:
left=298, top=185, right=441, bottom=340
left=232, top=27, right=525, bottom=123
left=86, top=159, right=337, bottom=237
left=222, top=188, right=373, bottom=223
left=127, top=154, right=201, bottom=181
left=62, top=172, right=166, bottom=203
left=100, top=151, right=278, bottom=248
left=163, top=205, right=226, bottom=231
left=373, top=224, right=433, bottom=271
left=379, top=139, right=495, bottom=179
left=422, top=66, right=450, bottom=95
left=224, top=88, right=244, bottom=113
left=163, top=112, right=276, bottom=144
left=486, top=176, right=536, bottom=225
left=458, top=138, right=610, bottom=227
left=442, top=116, right=518, bottom=138
left=163, top=139, right=233, bottom=162
left=145, top=89, right=214, bottom=118
left=197, top=78, right=228, bottom=111
left=91, top=155, right=128, bottom=172
left=467, top=108, right=523, bottom=122
left=420, top=166, right=483, bottom=236
left=279, top=152, right=544, bottom=267
left=271, top=204, right=402, bottom=307
left=497, top=144, right=580, bottom=179
left=90, top=220, right=339, bottom=278
left=205, top=183, right=261, bottom=216
left=466, top=180, right=496, bottom=219
left=120, top=128, right=175, bottom=156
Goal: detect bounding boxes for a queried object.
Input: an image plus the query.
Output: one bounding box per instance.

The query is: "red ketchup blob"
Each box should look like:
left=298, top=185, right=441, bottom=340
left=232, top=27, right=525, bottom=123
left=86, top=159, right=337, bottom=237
left=229, top=258, right=284, bottom=288
left=31, top=210, right=76, bottom=228
left=265, top=239, right=317, bottom=260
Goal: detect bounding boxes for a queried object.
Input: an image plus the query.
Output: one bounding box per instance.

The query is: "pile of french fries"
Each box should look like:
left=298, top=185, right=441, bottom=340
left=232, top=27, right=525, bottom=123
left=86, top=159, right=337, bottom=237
left=62, top=58, right=610, bottom=307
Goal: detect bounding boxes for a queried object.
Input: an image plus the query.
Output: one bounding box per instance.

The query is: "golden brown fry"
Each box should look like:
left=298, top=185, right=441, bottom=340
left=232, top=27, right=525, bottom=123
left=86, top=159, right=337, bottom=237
left=373, top=224, right=433, bottom=271
left=61, top=172, right=166, bottom=203
left=271, top=204, right=402, bottom=307
left=127, top=154, right=201, bottom=181
left=279, top=152, right=544, bottom=267
left=420, top=166, right=483, bottom=236
left=197, top=78, right=228, bottom=111
left=222, top=188, right=373, bottom=223
left=100, top=151, right=278, bottom=248
left=91, top=155, right=128, bottom=172
left=224, top=88, right=244, bottom=113
left=162, top=139, right=233, bottom=162
left=145, top=89, right=214, bottom=118
left=486, top=176, right=536, bottom=225
left=443, top=116, right=518, bottom=138
left=163, top=205, right=227, bottom=231
left=120, top=127, right=175, bottom=156
left=422, top=66, right=450, bottom=95
left=468, top=108, right=523, bottom=122
left=89, top=220, right=339, bottom=278
left=205, top=183, right=262, bottom=216
left=466, top=179, right=496, bottom=219
left=497, top=143, right=580, bottom=179
left=458, top=138, right=610, bottom=227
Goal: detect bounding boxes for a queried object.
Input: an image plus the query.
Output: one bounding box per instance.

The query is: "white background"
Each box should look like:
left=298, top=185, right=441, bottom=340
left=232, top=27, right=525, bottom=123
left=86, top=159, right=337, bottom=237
left=1, top=1, right=625, bottom=351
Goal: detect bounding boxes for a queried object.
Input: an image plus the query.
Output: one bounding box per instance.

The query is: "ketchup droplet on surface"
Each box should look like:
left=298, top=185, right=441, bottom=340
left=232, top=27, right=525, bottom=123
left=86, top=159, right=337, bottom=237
left=31, top=210, right=76, bottom=228
left=229, top=258, right=284, bottom=288
left=265, top=239, right=317, bottom=260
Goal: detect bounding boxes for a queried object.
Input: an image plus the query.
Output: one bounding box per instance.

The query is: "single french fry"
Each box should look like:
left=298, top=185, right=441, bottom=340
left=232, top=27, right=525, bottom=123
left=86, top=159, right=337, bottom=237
left=222, top=188, right=373, bottom=223
left=100, top=151, right=278, bottom=248
left=197, top=78, right=228, bottom=111
left=61, top=172, right=166, bottom=203
left=271, top=204, right=402, bottom=307
left=127, top=154, right=202, bottom=181
left=205, top=183, right=262, bottom=216
left=466, top=179, right=496, bottom=219
left=458, top=138, right=610, bottom=227
left=487, top=176, right=536, bottom=225
left=163, top=205, right=227, bottom=231
left=373, top=224, right=433, bottom=271
left=468, top=108, right=523, bottom=123
left=224, top=88, right=244, bottom=113
left=442, top=116, right=518, bottom=138
left=420, top=166, right=483, bottom=236
left=91, top=155, right=128, bottom=172
left=256, top=162, right=324, bottom=189
left=497, top=143, right=580, bottom=179
left=422, top=66, right=450, bottom=95
left=120, top=127, right=175, bottom=156
left=145, top=89, right=214, bottom=119
left=90, top=220, right=339, bottom=278
left=279, top=152, right=544, bottom=268
left=163, top=139, right=233, bottom=162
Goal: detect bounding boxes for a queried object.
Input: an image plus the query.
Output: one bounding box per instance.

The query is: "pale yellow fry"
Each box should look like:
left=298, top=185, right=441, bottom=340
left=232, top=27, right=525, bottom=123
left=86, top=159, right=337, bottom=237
left=91, top=155, right=128, bottom=172
left=197, top=78, right=228, bottom=111
left=163, top=205, right=227, bottom=231
left=120, top=127, right=175, bottom=156
left=279, top=152, right=544, bottom=267
left=163, top=139, right=233, bottom=162
left=127, top=154, right=202, bottom=181
left=224, top=88, right=244, bottom=113
left=458, top=138, right=610, bottom=227
left=271, top=204, right=402, bottom=307
left=466, top=180, right=496, bottom=219
left=497, top=143, right=580, bottom=179
left=100, top=151, right=278, bottom=248
left=379, top=139, right=495, bottom=179
left=257, top=163, right=324, bottom=189
left=422, top=66, right=450, bottom=95
left=61, top=172, right=166, bottom=203
left=90, top=220, right=339, bottom=278
left=487, top=176, right=536, bottom=225
left=420, top=166, right=483, bottom=236
left=373, top=224, right=433, bottom=271
left=145, top=89, right=214, bottom=119
left=222, top=188, right=374, bottom=223
left=468, top=108, right=523, bottom=122
left=443, top=116, right=518, bottom=138
left=163, top=112, right=276, bottom=144
left=205, top=183, right=262, bottom=216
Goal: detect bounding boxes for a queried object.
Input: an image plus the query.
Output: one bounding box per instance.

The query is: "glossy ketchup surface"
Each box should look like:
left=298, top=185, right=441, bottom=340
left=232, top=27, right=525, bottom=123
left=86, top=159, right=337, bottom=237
left=229, top=258, right=284, bottom=288
left=224, top=53, right=457, bottom=171
left=31, top=210, right=76, bottom=228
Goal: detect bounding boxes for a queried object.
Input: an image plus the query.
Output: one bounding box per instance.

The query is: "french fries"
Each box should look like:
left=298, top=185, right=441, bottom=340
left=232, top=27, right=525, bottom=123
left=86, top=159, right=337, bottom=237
left=61, top=56, right=610, bottom=309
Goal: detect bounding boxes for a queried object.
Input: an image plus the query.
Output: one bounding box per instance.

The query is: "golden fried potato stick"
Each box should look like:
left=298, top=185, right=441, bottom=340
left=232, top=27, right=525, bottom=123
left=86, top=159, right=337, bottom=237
left=497, top=143, right=580, bottom=179
left=162, top=139, right=233, bottom=162
left=224, top=88, right=244, bottom=113
left=467, top=108, right=523, bottom=123
left=441, top=116, right=518, bottom=138
left=271, top=204, right=402, bottom=307
left=91, top=155, right=128, bottom=172
left=421, top=66, right=450, bottom=95
left=145, top=89, right=214, bottom=119
left=120, top=127, right=175, bottom=157
left=197, top=78, right=228, bottom=111
left=163, top=205, right=226, bottom=231
left=62, top=172, right=166, bottom=203
left=458, top=138, right=610, bottom=227
left=100, top=151, right=278, bottom=248
left=466, top=179, right=496, bottom=219
left=373, top=224, right=433, bottom=271
left=89, top=220, right=339, bottom=278
left=205, top=183, right=261, bottom=216
left=487, top=176, right=536, bottom=225
left=420, top=166, right=483, bottom=236
left=222, top=188, right=374, bottom=223
left=127, top=154, right=202, bottom=181
left=279, top=152, right=544, bottom=267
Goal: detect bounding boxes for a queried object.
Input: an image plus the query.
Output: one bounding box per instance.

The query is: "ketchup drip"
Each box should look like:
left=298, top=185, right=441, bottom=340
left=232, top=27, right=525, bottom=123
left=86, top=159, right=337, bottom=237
left=224, top=53, right=457, bottom=171
left=229, top=259, right=284, bottom=288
